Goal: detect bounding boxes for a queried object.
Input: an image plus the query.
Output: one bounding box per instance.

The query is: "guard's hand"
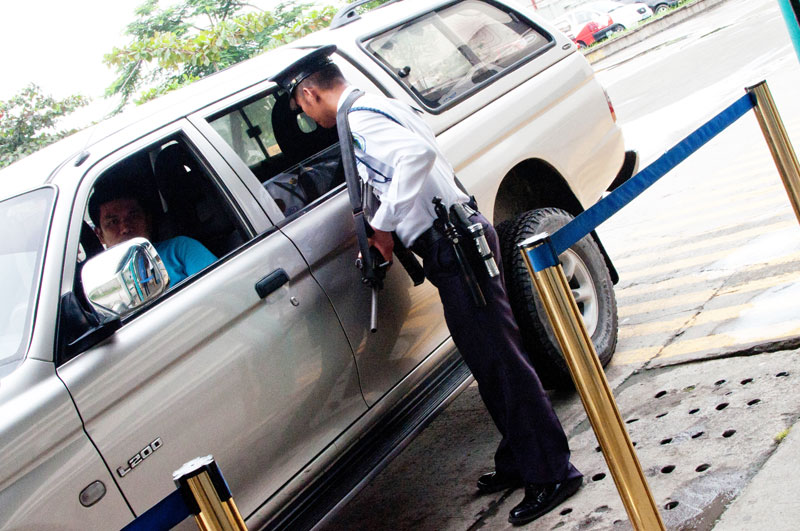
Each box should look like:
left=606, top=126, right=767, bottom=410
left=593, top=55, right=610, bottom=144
left=368, top=229, right=394, bottom=267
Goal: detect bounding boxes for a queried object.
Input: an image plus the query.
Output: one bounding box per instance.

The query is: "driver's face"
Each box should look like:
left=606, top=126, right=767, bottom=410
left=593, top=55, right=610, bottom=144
left=95, top=198, right=152, bottom=248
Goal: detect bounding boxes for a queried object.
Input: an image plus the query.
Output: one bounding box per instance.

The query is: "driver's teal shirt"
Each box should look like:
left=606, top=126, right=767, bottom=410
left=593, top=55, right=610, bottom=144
left=154, top=236, right=216, bottom=286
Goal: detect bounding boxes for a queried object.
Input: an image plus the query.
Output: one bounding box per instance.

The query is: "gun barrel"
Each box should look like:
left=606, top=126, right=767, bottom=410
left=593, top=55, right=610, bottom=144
left=370, top=287, right=379, bottom=333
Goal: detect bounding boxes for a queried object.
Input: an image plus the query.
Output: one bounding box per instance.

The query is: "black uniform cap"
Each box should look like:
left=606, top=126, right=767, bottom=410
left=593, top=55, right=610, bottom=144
left=270, top=45, right=337, bottom=96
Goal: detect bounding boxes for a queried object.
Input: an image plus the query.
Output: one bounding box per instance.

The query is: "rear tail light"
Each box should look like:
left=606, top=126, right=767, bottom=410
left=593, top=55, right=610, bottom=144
left=587, top=22, right=599, bottom=32
left=603, top=88, right=617, bottom=122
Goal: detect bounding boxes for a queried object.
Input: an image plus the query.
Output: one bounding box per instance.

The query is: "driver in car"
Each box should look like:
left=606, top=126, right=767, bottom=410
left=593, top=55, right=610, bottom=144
left=88, top=180, right=217, bottom=286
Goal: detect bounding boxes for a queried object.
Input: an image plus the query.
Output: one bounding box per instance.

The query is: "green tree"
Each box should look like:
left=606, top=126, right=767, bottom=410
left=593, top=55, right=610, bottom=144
left=104, top=0, right=337, bottom=111
left=345, top=0, right=392, bottom=11
left=0, top=84, right=89, bottom=169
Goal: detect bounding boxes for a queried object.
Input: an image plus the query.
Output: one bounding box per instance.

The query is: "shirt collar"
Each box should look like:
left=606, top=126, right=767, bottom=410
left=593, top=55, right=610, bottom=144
left=336, top=85, right=359, bottom=112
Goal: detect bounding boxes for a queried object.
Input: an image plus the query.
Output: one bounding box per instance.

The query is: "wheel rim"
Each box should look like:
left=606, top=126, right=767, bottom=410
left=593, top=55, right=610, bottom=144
left=559, top=249, right=599, bottom=335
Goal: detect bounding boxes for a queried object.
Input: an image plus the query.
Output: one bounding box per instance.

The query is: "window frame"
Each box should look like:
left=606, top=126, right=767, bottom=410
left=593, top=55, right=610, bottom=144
left=59, top=121, right=265, bottom=351
left=193, top=83, right=349, bottom=226
left=206, top=91, right=287, bottom=176
left=82, top=132, right=256, bottom=266
left=358, top=0, right=556, bottom=114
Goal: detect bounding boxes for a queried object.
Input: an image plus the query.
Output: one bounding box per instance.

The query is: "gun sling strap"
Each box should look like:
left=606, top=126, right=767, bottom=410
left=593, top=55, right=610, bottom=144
left=336, top=89, right=425, bottom=287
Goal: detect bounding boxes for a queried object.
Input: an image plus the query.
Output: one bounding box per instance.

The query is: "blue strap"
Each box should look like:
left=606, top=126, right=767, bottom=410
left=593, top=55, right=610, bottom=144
left=354, top=146, right=394, bottom=183
left=347, top=106, right=402, bottom=184
left=524, top=236, right=561, bottom=271
left=121, top=490, right=191, bottom=531
left=349, top=106, right=404, bottom=127
left=526, top=93, right=754, bottom=272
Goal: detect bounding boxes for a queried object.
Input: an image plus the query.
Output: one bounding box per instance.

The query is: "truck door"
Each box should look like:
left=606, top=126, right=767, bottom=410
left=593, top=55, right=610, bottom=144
left=55, top=122, right=366, bottom=520
left=190, top=78, right=451, bottom=407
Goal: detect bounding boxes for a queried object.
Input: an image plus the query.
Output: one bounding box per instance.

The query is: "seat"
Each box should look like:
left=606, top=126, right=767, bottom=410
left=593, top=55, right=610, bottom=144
left=153, top=143, right=243, bottom=256
left=80, top=221, right=104, bottom=260
left=271, top=93, right=338, bottom=164
left=268, top=94, right=343, bottom=213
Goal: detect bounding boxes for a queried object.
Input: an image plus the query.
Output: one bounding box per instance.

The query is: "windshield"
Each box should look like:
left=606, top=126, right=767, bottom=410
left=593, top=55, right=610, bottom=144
left=0, top=188, right=54, bottom=376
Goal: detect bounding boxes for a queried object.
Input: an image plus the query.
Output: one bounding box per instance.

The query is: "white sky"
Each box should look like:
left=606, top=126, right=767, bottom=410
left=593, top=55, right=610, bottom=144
left=0, top=0, right=331, bottom=103
left=1, top=0, right=144, bottom=100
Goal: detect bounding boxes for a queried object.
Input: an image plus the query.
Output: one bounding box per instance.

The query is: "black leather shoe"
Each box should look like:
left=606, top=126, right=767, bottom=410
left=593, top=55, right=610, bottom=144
left=476, top=471, right=523, bottom=494
left=508, top=476, right=582, bottom=525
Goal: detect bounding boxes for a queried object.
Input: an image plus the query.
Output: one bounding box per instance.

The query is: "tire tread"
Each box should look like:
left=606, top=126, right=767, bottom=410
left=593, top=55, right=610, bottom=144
left=499, top=208, right=618, bottom=389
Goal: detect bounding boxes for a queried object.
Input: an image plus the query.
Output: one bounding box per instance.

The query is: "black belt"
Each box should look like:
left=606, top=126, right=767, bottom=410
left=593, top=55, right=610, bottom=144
left=410, top=223, right=446, bottom=259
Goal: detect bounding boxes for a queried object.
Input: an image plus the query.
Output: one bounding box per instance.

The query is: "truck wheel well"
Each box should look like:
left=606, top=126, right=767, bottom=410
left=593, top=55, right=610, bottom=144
left=492, top=159, right=584, bottom=226
left=492, top=159, right=619, bottom=284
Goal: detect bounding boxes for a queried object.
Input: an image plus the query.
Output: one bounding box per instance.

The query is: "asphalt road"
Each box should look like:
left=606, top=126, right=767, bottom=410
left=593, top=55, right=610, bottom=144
left=595, top=0, right=797, bottom=164
left=595, top=0, right=800, bottom=371
left=321, top=1, right=800, bottom=529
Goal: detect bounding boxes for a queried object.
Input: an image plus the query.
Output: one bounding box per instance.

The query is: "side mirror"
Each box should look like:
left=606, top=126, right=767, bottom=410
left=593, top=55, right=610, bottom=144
left=81, top=237, right=169, bottom=318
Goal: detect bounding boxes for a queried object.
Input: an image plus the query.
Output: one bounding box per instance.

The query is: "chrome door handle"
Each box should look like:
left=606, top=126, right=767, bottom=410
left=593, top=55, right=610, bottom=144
left=255, top=269, right=289, bottom=299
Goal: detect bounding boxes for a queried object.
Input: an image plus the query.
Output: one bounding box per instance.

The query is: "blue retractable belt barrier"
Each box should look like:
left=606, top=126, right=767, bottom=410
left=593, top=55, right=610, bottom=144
left=121, top=489, right=191, bottom=531
left=527, top=93, right=755, bottom=272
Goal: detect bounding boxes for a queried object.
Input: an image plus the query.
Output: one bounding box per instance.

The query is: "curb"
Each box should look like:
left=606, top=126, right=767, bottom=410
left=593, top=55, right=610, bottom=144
left=584, top=0, right=733, bottom=64
left=712, top=419, right=800, bottom=529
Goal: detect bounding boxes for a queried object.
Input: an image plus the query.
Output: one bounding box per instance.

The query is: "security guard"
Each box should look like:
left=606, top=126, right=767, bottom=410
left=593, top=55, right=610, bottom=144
left=271, top=46, right=582, bottom=526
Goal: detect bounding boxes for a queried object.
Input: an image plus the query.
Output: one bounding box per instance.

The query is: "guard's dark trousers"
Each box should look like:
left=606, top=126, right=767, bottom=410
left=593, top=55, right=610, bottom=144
left=421, top=212, right=581, bottom=485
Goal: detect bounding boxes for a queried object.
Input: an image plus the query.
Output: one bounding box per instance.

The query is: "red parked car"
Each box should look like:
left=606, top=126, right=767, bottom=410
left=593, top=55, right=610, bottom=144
left=552, top=9, right=615, bottom=48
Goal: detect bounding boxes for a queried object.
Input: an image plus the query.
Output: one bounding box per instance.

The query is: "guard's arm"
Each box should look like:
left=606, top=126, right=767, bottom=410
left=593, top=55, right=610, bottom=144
left=369, top=229, right=394, bottom=266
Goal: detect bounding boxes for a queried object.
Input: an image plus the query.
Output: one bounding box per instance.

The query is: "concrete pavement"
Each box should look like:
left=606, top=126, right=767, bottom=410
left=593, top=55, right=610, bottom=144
left=713, top=415, right=800, bottom=530
left=322, top=350, right=800, bottom=530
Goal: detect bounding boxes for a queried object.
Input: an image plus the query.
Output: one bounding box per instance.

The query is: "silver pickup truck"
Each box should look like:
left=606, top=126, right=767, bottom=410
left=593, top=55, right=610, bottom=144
left=0, top=0, right=635, bottom=528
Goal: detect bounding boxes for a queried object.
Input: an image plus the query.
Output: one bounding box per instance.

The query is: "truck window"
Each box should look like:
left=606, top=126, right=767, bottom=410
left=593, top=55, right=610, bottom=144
left=82, top=135, right=248, bottom=282
left=207, top=90, right=343, bottom=218
left=364, top=0, right=552, bottom=109
left=59, top=135, right=252, bottom=363
left=0, top=188, right=54, bottom=377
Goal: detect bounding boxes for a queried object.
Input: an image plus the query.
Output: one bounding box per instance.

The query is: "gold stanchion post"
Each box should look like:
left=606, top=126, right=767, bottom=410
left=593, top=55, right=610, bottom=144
left=174, top=456, right=248, bottom=531
left=520, top=235, right=665, bottom=531
left=747, top=81, right=800, bottom=224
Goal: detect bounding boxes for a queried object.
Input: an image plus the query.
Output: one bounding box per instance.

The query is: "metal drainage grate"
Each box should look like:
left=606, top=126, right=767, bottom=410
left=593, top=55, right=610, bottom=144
left=527, top=349, right=800, bottom=531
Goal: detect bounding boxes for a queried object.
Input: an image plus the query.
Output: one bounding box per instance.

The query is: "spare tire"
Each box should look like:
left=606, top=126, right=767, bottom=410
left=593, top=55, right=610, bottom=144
left=500, top=208, right=618, bottom=389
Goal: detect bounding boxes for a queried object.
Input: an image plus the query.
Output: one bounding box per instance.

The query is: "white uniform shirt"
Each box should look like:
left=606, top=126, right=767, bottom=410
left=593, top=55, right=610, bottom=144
left=337, top=86, right=469, bottom=248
